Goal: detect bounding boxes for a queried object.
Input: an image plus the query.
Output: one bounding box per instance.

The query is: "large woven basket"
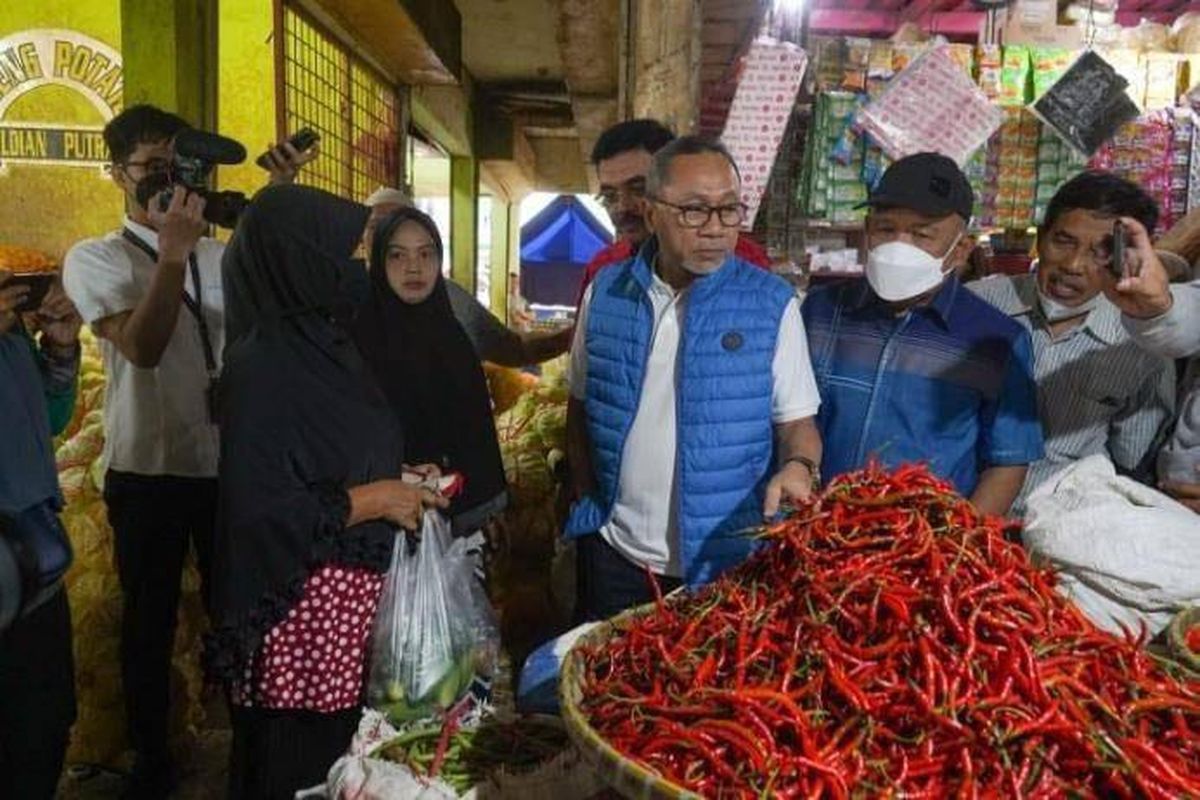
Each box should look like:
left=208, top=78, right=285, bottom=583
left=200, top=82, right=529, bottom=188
left=1168, top=606, right=1200, bottom=674
left=558, top=602, right=702, bottom=800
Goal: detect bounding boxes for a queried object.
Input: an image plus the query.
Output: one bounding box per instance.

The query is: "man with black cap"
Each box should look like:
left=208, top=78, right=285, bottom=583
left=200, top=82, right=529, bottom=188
left=801, top=152, right=1044, bottom=515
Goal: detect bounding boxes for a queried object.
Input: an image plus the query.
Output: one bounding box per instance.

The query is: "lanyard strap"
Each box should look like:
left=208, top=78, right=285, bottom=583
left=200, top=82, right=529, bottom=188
left=121, top=228, right=217, bottom=376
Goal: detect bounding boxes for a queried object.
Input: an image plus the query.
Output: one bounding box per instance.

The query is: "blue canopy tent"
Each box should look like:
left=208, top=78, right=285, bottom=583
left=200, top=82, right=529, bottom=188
left=519, top=195, right=612, bottom=308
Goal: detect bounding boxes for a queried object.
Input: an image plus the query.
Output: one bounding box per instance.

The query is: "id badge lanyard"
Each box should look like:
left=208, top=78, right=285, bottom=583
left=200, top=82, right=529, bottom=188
left=121, top=229, right=220, bottom=421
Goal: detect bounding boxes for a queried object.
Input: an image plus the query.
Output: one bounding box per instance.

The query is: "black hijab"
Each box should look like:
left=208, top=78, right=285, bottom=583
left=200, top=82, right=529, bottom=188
left=206, top=184, right=402, bottom=682
left=352, top=207, right=507, bottom=534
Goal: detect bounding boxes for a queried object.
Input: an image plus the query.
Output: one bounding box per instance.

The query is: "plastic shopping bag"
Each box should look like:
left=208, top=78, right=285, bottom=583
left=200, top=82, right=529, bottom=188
left=367, top=510, right=498, bottom=724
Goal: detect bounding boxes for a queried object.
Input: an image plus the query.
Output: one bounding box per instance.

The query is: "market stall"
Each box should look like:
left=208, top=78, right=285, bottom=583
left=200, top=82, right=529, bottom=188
left=735, top=4, right=1200, bottom=282
left=18, top=1, right=1200, bottom=795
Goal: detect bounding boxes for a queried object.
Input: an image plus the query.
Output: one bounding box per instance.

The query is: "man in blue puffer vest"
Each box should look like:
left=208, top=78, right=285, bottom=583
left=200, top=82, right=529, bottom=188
left=564, top=136, right=824, bottom=621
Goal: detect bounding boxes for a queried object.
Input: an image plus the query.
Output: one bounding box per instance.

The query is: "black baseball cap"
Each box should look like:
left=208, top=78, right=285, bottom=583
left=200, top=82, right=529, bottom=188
left=860, top=152, right=974, bottom=221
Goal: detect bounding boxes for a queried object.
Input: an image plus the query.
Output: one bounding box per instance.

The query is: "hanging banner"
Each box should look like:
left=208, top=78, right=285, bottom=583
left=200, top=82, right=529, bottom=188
left=720, top=36, right=808, bottom=230
left=0, top=28, right=123, bottom=167
left=855, top=44, right=1003, bottom=166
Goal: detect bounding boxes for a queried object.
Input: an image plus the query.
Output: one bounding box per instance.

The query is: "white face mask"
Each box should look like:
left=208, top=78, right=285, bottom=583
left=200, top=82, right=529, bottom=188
left=865, top=234, right=961, bottom=303
left=1037, top=288, right=1102, bottom=322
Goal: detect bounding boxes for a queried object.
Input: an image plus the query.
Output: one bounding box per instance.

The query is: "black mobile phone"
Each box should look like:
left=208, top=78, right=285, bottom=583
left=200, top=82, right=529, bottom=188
left=5, top=272, right=55, bottom=313
left=1109, top=220, right=1126, bottom=280
left=255, top=128, right=320, bottom=170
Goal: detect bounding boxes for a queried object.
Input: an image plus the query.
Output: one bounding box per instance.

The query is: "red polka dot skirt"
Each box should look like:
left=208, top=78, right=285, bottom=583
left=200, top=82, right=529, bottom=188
left=232, top=564, right=385, bottom=712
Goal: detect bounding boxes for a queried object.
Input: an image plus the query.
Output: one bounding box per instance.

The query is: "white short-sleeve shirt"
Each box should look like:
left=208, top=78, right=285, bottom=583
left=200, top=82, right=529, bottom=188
left=569, top=272, right=820, bottom=576
left=63, top=217, right=226, bottom=478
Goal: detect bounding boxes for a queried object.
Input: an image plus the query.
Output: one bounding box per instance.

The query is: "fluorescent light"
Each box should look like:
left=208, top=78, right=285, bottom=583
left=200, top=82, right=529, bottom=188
left=774, top=0, right=805, bottom=12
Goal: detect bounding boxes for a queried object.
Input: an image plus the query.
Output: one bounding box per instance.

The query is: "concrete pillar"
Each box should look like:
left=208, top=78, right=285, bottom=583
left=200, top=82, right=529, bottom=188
left=120, top=0, right=217, bottom=129
left=630, top=0, right=701, bottom=134
left=216, top=0, right=276, bottom=195
left=507, top=202, right=522, bottom=326
left=450, top=155, right=478, bottom=293
left=489, top=200, right=512, bottom=318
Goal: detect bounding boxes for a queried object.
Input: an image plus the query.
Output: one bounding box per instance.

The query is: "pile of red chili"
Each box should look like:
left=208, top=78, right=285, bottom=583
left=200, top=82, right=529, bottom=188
left=577, top=464, right=1200, bottom=798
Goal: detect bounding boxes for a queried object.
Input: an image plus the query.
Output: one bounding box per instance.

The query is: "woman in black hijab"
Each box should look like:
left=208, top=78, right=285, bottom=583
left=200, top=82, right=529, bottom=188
left=353, top=207, right=508, bottom=539
left=207, top=185, right=446, bottom=799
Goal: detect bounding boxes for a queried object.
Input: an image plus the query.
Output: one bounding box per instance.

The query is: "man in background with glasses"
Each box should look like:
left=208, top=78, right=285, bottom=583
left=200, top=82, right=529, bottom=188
left=564, top=136, right=822, bottom=621
left=968, top=171, right=1175, bottom=515
left=574, top=119, right=770, bottom=311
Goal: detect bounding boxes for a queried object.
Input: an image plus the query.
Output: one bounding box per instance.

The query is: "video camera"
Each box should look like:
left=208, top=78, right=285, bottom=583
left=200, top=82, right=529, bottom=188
left=134, top=127, right=321, bottom=229
left=134, top=128, right=251, bottom=229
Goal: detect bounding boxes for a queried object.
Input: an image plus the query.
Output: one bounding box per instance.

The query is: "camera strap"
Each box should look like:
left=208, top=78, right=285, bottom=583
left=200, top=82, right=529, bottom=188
left=121, top=228, right=218, bottom=379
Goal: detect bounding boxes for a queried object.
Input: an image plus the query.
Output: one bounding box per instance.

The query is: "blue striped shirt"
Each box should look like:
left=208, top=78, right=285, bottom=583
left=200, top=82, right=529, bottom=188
left=968, top=274, right=1175, bottom=514
left=802, top=277, right=1045, bottom=496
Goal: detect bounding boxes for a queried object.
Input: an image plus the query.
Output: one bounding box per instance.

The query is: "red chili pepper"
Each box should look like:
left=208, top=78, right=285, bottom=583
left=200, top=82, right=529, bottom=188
left=576, top=464, right=1200, bottom=798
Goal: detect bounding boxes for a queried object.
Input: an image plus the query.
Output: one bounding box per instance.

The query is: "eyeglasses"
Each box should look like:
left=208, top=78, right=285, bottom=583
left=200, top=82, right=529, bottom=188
left=596, top=180, right=647, bottom=210
left=651, top=197, right=747, bottom=229
left=121, top=157, right=171, bottom=176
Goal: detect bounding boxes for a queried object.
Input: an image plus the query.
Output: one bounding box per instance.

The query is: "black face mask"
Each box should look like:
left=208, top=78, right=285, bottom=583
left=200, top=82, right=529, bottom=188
left=133, top=172, right=173, bottom=211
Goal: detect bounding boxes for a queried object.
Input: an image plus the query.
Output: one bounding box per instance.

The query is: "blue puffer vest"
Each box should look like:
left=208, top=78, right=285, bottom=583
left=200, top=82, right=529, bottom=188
left=565, top=243, right=795, bottom=585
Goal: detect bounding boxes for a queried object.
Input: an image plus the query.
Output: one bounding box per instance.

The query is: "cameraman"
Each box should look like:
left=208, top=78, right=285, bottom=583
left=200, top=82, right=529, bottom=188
left=61, top=104, right=312, bottom=797
left=0, top=272, right=82, bottom=798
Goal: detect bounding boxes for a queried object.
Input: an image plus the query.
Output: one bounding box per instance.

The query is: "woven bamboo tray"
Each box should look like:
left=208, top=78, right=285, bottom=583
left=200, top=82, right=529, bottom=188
left=558, top=601, right=702, bottom=800
left=1168, top=606, right=1200, bottom=674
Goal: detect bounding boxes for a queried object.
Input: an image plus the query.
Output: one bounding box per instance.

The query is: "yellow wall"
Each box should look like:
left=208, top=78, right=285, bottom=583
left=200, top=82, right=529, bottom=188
left=0, top=1, right=123, bottom=260
left=216, top=0, right=276, bottom=198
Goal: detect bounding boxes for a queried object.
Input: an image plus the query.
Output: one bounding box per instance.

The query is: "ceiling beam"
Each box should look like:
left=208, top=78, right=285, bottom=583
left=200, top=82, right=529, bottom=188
left=395, top=0, right=462, bottom=79
left=304, top=0, right=458, bottom=84
left=523, top=126, right=580, bottom=138
left=901, top=0, right=966, bottom=19
left=484, top=80, right=571, bottom=98
left=808, top=8, right=982, bottom=37
left=511, top=108, right=577, bottom=128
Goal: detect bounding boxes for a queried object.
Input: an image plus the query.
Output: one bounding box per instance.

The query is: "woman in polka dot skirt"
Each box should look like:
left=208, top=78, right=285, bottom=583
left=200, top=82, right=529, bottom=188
left=205, top=186, right=447, bottom=799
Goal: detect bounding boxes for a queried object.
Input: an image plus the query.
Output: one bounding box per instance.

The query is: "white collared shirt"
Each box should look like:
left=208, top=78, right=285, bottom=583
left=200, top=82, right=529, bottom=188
left=63, top=217, right=226, bottom=477
left=570, top=271, right=819, bottom=576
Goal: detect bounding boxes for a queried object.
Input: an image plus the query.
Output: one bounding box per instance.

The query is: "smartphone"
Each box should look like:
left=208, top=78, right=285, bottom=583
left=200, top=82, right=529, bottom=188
left=5, top=272, right=55, bottom=313
left=1108, top=221, right=1126, bottom=280
left=255, top=128, right=320, bottom=170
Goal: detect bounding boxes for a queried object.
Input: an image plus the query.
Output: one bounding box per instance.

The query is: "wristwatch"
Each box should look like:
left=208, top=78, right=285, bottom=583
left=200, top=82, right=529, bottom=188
left=783, top=455, right=821, bottom=489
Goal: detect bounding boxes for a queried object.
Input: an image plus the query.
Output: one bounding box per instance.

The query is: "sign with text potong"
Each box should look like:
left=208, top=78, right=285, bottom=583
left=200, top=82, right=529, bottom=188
left=0, top=29, right=123, bottom=168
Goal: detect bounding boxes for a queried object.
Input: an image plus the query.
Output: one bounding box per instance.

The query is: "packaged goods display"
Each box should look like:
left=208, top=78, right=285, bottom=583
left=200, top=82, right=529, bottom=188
left=798, top=38, right=1200, bottom=236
